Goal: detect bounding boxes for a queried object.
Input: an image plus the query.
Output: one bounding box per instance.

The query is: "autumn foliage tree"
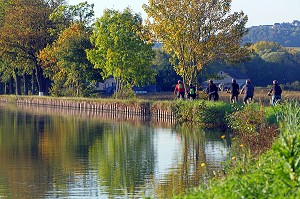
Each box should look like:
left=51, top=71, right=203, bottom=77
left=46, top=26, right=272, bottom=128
left=38, top=23, right=97, bottom=97
left=38, top=2, right=97, bottom=97
left=0, top=0, right=64, bottom=95
left=144, top=0, right=249, bottom=88
left=86, top=8, right=156, bottom=97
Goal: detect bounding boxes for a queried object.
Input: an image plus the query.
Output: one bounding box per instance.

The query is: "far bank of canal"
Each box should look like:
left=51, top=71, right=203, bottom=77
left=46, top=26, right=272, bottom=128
left=0, top=95, right=235, bottom=130
left=0, top=95, right=175, bottom=121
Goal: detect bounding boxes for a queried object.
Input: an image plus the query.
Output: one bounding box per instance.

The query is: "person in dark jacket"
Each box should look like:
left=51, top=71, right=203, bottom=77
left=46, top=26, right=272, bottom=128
left=240, top=79, right=254, bottom=104
left=206, top=80, right=219, bottom=101
left=187, top=83, right=197, bottom=100
left=268, top=80, right=282, bottom=105
left=227, top=78, right=239, bottom=103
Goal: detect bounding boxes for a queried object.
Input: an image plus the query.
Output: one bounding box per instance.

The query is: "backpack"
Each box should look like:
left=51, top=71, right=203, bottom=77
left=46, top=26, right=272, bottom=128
left=178, top=84, right=183, bottom=89
left=190, top=88, right=195, bottom=94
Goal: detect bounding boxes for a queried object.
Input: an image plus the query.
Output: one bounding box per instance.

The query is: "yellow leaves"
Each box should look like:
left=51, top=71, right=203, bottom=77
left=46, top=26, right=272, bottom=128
left=57, top=23, right=84, bottom=45
left=145, top=0, right=248, bottom=83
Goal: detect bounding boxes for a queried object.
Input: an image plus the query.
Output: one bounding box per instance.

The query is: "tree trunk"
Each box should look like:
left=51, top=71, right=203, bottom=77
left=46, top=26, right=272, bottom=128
left=15, top=73, right=21, bottom=95
left=44, top=78, right=51, bottom=95
left=0, top=82, right=4, bottom=94
left=9, top=76, right=14, bottom=94
left=31, top=69, right=37, bottom=95
left=4, top=82, right=8, bottom=94
left=35, top=63, right=45, bottom=96
left=23, top=73, right=29, bottom=95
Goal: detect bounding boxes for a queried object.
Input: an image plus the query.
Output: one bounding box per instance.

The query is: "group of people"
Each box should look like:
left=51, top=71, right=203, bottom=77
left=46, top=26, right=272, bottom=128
left=173, top=80, right=197, bottom=100
left=226, top=79, right=254, bottom=104
left=174, top=79, right=282, bottom=105
left=226, top=79, right=282, bottom=105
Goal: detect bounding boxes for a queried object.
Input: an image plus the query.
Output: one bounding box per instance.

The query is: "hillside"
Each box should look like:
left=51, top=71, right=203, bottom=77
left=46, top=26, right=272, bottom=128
left=242, top=20, right=300, bottom=47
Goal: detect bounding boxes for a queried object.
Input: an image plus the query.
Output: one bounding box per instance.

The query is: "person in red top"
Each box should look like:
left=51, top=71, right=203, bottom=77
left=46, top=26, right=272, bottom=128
left=174, top=80, right=185, bottom=99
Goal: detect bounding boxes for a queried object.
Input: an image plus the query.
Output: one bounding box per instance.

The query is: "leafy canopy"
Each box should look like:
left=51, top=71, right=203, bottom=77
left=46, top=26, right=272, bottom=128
left=144, top=0, right=249, bottom=85
left=86, top=8, right=156, bottom=91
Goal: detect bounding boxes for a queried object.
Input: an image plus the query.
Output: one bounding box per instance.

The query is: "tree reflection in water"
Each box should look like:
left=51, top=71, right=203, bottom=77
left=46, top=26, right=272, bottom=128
left=0, top=105, right=230, bottom=198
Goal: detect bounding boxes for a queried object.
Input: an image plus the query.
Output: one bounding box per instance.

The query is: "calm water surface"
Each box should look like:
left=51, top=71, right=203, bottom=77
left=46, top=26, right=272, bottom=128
left=0, top=104, right=231, bottom=198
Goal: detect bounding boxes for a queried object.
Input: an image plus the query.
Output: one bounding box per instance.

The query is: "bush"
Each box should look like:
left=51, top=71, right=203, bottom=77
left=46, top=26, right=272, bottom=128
left=171, top=100, right=232, bottom=129
left=113, top=84, right=136, bottom=99
left=226, top=103, right=279, bottom=156
left=281, top=81, right=300, bottom=91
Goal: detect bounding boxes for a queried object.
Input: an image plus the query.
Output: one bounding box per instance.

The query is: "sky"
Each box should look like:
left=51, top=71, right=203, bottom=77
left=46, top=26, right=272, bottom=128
left=68, top=0, right=300, bottom=27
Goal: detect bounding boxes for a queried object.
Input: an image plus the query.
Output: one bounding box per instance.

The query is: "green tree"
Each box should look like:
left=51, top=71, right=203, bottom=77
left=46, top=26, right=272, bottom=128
left=38, top=1, right=97, bottom=97
left=86, top=8, right=156, bottom=97
left=153, top=49, right=181, bottom=91
left=49, top=1, right=95, bottom=37
left=237, top=41, right=300, bottom=86
left=0, top=0, right=64, bottom=95
left=38, top=23, right=98, bottom=97
left=242, top=21, right=300, bottom=47
left=251, top=41, right=294, bottom=64
left=144, top=0, right=249, bottom=88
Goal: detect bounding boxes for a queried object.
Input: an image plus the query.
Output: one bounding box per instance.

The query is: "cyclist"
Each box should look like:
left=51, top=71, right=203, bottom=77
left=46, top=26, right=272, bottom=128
left=174, top=80, right=185, bottom=99
left=268, top=80, right=282, bottom=105
left=227, top=78, right=239, bottom=103
left=187, top=83, right=197, bottom=100
left=240, top=79, right=254, bottom=104
left=206, top=79, right=219, bottom=101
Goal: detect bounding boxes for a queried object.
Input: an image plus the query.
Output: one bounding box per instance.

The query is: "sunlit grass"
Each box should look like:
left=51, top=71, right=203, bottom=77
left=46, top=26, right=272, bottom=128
left=176, top=101, right=300, bottom=199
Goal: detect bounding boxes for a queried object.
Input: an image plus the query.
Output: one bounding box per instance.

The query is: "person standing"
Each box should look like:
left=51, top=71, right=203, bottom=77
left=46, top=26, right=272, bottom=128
left=227, top=79, right=239, bottom=103
left=268, top=80, right=282, bottom=105
left=174, top=80, right=185, bottom=99
left=188, top=83, right=197, bottom=100
left=240, top=79, right=254, bottom=104
left=206, top=80, right=219, bottom=101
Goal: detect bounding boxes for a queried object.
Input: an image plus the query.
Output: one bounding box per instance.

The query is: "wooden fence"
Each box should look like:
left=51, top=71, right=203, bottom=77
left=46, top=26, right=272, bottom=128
left=0, top=96, right=175, bottom=123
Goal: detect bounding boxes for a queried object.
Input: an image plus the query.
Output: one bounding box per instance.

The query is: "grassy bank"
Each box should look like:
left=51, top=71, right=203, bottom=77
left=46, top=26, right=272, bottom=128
left=176, top=101, right=300, bottom=198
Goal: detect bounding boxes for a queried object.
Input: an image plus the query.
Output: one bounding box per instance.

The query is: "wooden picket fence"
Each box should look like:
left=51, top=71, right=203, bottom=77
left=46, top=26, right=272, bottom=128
left=0, top=96, right=175, bottom=123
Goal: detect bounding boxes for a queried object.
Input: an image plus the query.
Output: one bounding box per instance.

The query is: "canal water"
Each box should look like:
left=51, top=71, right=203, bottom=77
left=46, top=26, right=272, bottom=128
left=0, top=104, right=231, bottom=198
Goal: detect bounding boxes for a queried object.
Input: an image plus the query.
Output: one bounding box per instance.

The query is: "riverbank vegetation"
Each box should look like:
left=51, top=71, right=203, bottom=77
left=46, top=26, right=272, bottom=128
left=175, top=101, right=300, bottom=198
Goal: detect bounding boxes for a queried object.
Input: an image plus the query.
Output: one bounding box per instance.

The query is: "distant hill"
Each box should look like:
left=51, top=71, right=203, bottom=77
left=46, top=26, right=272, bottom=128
left=242, top=20, right=300, bottom=47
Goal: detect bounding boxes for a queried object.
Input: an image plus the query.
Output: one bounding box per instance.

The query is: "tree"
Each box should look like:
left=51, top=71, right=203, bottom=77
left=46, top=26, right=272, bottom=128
left=0, top=0, right=64, bottom=95
left=38, top=2, right=97, bottom=97
left=242, top=22, right=300, bottom=47
left=153, top=49, right=181, bottom=91
left=144, top=0, right=249, bottom=88
left=86, top=8, right=156, bottom=97
left=49, top=1, right=95, bottom=37
left=38, top=23, right=98, bottom=97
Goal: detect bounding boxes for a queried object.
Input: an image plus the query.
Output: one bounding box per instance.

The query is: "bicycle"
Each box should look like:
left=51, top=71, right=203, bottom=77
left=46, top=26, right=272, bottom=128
left=268, top=93, right=282, bottom=106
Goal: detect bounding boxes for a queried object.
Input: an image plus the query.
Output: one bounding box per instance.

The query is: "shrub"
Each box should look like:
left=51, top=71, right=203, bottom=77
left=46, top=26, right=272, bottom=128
left=227, top=103, right=279, bottom=156
left=113, top=84, right=136, bottom=99
left=281, top=81, right=300, bottom=91
left=171, top=100, right=232, bottom=128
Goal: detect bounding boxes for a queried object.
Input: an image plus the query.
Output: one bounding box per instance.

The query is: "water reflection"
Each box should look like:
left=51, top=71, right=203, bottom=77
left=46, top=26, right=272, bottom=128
left=0, top=104, right=230, bottom=198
